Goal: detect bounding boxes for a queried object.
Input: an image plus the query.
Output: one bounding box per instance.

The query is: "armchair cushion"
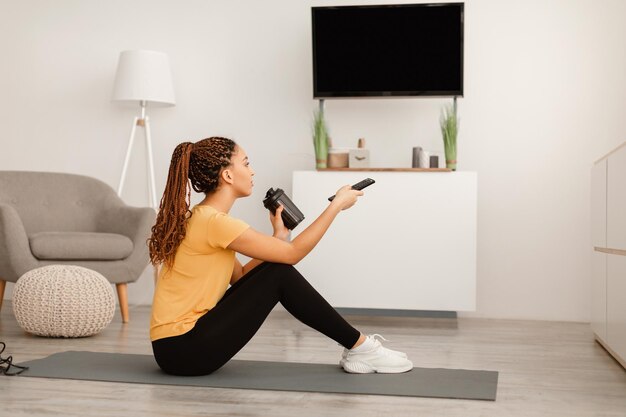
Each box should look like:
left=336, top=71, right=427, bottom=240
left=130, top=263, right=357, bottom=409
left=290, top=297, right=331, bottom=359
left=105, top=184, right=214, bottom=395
left=29, top=232, right=134, bottom=261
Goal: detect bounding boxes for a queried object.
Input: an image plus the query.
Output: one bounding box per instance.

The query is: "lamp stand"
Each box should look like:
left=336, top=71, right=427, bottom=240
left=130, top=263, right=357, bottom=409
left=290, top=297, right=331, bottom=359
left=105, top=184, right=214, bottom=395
left=117, top=100, right=158, bottom=209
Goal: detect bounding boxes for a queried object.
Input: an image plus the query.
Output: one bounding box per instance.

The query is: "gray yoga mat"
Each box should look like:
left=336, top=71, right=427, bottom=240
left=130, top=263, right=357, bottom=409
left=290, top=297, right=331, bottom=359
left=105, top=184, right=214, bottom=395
left=18, top=351, right=498, bottom=401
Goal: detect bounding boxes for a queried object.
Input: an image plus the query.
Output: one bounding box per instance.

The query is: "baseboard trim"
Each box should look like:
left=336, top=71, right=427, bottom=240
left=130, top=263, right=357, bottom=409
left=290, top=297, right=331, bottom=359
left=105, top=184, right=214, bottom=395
left=335, top=308, right=457, bottom=319
left=594, top=333, right=626, bottom=370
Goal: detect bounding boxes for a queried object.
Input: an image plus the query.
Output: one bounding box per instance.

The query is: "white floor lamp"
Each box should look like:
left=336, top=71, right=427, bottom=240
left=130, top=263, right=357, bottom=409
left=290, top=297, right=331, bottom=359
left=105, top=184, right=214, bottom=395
left=112, top=50, right=176, bottom=209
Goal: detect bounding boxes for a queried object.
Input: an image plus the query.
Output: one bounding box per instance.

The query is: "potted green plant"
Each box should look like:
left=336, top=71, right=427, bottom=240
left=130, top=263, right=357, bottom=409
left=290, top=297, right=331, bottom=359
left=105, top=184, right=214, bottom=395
left=313, top=109, right=329, bottom=169
left=440, top=104, right=459, bottom=171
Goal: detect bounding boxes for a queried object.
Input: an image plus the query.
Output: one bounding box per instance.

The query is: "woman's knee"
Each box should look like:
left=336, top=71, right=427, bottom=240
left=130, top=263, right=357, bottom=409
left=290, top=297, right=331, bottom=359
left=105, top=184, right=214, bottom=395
left=255, top=263, right=300, bottom=286
left=265, top=262, right=296, bottom=272
left=247, top=261, right=295, bottom=276
left=266, top=262, right=301, bottom=279
left=238, top=263, right=303, bottom=292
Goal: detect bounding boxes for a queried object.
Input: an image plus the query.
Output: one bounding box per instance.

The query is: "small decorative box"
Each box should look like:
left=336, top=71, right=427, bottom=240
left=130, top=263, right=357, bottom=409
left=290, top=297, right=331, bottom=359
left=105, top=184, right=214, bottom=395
left=349, top=149, right=370, bottom=168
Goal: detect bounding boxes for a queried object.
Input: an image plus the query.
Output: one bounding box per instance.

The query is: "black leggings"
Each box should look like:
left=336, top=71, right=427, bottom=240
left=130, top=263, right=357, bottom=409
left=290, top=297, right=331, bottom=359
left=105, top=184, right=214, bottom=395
left=152, top=262, right=361, bottom=376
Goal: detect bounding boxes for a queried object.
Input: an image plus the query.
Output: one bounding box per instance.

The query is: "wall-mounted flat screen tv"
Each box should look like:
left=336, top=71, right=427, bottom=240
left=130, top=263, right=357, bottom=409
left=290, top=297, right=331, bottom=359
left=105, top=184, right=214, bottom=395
left=312, top=3, right=464, bottom=98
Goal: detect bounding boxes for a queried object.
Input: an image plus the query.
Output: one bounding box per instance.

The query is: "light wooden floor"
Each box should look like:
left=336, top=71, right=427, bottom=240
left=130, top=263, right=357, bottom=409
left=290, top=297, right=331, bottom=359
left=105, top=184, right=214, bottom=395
left=1, top=302, right=625, bottom=417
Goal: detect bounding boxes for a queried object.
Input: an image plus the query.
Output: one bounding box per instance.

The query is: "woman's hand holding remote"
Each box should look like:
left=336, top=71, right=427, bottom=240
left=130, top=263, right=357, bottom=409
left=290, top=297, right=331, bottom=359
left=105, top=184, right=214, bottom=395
left=329, top=185, right=364, bottom=211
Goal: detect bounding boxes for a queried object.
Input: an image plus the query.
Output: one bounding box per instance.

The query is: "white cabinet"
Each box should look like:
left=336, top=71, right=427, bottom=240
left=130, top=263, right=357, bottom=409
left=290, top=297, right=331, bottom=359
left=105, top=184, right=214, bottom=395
left=607, top=255, right=626, bottom=362
left=291, top=170, right=477, bottom=312
left=591, top=251, right=607, bottom=341
left=591, top=159, right=607, bottom=248
left=591, top=142, right=626, bottom=369
left=607, top=145, right=626, bottom=250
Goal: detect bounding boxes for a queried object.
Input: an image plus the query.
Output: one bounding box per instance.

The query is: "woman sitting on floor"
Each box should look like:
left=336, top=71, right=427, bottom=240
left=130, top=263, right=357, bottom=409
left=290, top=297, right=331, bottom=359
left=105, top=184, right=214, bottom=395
left=148, top=137, right=413, bottom=376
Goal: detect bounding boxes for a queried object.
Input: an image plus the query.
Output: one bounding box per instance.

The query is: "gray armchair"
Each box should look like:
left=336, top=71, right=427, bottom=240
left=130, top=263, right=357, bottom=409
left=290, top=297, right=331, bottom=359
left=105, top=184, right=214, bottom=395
left=0, top=171, right=156, bottom=322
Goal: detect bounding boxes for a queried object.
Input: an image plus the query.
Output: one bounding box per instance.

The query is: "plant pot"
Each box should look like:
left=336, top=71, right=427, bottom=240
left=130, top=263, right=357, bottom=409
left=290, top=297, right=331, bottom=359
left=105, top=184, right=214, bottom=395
left=313, top=109, right=329, bottom=169
left=440, top=104, right=458, bottom=172
left=444, top=146, right=457, bottom=171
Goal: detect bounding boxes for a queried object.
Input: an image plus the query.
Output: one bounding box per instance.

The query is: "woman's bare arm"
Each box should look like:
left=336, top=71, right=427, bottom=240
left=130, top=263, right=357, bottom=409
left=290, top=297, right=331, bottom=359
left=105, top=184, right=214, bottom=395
left=227, top=185, right=362, bottom=265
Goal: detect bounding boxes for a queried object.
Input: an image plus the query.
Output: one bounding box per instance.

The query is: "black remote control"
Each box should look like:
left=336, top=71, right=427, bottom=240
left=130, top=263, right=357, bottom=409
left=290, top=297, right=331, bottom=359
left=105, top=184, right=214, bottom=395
left=328, top=178, right=375, bottom=202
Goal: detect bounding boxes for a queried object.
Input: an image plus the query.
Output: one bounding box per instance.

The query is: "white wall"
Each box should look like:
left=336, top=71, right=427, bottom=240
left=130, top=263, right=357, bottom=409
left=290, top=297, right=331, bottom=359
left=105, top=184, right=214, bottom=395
left=1, top=0, right=625, bottom=321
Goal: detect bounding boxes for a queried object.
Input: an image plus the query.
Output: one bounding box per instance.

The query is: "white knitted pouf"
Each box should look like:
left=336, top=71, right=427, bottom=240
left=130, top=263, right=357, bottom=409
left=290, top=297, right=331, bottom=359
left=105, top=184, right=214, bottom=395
left=12, top=265, right=115, bottom=338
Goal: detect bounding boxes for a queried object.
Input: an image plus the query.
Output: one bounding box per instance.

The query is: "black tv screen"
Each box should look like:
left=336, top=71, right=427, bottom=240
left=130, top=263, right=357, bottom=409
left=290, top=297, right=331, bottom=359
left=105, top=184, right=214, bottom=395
left=312, top=3, right=464, bottom=98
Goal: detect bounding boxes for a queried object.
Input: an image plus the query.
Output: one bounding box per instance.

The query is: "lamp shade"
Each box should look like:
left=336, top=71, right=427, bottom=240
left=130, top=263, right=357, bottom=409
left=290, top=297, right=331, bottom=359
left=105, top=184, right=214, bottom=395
left=112, top=50, right=175, bottom=106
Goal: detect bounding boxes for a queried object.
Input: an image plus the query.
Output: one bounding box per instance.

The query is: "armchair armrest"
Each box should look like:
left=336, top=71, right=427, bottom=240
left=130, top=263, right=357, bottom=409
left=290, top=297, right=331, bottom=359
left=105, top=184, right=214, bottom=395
left=0, top=203, right=38, bottom=281
left=98, top=205, right=156, bottom=243
left=98, top=205, right=157, bottom=278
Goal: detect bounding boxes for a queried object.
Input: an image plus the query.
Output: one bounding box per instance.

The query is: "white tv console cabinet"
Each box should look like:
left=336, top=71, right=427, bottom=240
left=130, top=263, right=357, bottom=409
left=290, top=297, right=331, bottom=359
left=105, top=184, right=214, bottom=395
left=291, top=169, right=477, bottom=312
left=591, top=141, right=626, bottom=369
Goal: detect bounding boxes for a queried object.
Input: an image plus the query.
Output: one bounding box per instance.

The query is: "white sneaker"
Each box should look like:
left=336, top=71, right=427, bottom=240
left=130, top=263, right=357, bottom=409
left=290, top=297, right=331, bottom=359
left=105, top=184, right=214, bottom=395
left=340, top=334, right=408, bottom=361
left=340, top=334, right=413, bottom=374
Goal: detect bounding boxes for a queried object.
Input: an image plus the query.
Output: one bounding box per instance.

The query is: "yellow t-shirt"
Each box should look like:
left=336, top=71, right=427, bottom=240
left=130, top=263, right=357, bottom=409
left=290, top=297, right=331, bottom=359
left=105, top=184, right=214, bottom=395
left=150, top=205, right=250, bottom=341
